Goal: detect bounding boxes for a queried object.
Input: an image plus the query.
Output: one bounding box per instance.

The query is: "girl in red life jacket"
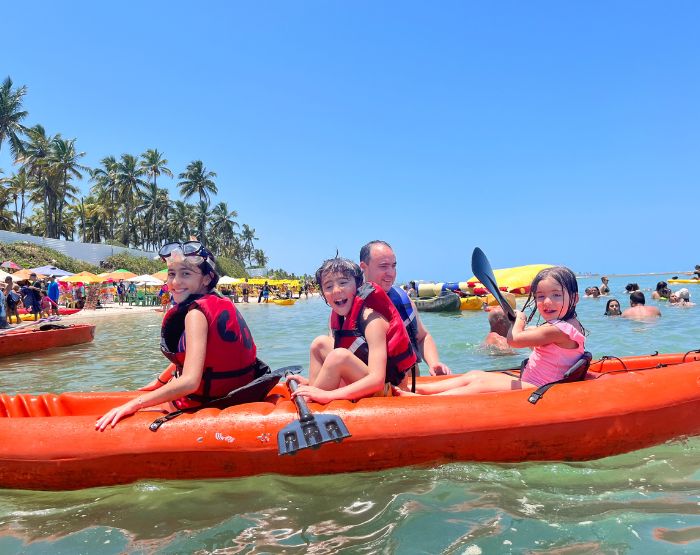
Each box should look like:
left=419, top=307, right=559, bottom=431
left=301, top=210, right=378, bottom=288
left=289, top=257, right=414, bottom=404
left=96, top=241, right=258, bottom=430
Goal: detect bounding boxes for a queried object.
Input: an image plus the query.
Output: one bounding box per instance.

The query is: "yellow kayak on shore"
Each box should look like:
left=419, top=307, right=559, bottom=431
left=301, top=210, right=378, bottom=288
left=668, top=279, right=700, bottom=284
left=273, top=298, right=296, bottom=306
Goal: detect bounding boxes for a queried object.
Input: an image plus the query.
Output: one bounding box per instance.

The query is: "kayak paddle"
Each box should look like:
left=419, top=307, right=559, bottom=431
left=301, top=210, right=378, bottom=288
left=277, top=379, right=351, bottom=456
left=471, top=247, right=517, bottom=322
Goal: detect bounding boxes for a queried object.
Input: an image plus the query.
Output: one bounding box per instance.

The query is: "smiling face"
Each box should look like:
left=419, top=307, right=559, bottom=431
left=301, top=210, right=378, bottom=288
left=534, top=276, right=575, bottom=321
left=360, top=244, right=397, bottom=293
left=320, top=270, right=358, bottom=317
left=166, top=260, right=211, bottom=303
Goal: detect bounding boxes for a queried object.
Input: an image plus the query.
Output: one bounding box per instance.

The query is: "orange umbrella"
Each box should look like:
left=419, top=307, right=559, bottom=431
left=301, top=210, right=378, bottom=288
left=11, top=269, right=45, bottom=281
left=152, top=270, right=168, bottom=281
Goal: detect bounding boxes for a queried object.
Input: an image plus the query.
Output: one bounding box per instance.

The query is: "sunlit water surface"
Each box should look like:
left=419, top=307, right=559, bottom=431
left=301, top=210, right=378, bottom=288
left=1, top=276, right=699, bottom=554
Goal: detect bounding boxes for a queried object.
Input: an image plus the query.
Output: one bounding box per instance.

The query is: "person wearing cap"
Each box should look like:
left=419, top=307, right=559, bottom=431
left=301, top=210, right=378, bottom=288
left=670, top=288, right=692, bottom=305
left=20, top=273, right=42, bottom=321
left=96, top=240, right=269, bottom=431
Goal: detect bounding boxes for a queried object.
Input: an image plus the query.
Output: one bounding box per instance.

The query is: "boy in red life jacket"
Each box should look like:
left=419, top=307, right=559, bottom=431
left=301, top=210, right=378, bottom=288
left=289, top=257, right=416, bottom=404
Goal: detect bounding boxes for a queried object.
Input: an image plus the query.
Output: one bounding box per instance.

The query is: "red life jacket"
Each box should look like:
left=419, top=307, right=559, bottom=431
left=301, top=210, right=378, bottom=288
left=161, top=293, right=258, bottom=406
left=330, top=282, right=417, bottom=386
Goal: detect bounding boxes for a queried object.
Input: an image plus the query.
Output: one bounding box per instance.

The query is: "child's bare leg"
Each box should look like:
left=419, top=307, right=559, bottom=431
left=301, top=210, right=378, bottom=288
left=409, top=373, right=477, bottom=395
left=312, top=348, right=370, bottom=390
left=309, top=335, right=334, bottom=383
left=430, top=371, right=525, bottom=396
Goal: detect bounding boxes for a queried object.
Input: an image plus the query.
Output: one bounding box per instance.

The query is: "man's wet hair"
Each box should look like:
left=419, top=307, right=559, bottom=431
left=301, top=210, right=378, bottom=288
left=630, top=291, right=646, bottom=305
left=359, top=240, right=393, bottom=264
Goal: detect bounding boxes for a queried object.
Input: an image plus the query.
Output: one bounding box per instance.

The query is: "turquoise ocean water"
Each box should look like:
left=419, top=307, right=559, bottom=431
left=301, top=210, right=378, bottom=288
left=1, top=274, right=699, bottom=554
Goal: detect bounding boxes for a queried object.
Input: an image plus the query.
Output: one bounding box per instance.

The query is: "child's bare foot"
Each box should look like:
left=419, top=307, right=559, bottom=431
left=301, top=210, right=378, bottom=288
left=394, top=387, right=419, bottom=397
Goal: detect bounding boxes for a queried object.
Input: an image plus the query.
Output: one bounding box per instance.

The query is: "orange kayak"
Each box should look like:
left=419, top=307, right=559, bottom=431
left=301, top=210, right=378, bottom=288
left=1, top=351, right=699, bottom=490
left=0, top=324, right=95, bottom=358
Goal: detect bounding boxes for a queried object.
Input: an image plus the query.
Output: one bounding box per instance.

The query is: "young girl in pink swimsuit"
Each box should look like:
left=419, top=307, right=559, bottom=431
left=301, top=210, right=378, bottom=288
left=397, top=266, right=586, bottom=396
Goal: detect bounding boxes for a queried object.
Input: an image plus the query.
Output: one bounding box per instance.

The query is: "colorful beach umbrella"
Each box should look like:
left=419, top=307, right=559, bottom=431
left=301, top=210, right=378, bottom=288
left=104, top=269, right=137, bottom=280
left=127, top=274, right=165, bottom=286
left=11, top=269, right=46, bottom=281
left=29, top=265, right=74, bottom=277
left=60, top=271, right=104, bottom=284
left=151, top=270, right=168, bottom=281
left=1, top=261, right=21, bottom=270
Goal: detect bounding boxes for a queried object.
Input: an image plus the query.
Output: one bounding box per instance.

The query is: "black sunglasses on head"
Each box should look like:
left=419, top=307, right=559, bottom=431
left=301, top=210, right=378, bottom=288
left=159, top=241, right=213, bottom=261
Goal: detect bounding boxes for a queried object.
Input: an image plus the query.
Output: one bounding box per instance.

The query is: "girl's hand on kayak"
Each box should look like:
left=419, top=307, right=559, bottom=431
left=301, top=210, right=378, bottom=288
left=291, top=385, right=334, bottom=404
left=287, top=374, right=309, bottom=386
left=95, top=399, right=141, bottom=431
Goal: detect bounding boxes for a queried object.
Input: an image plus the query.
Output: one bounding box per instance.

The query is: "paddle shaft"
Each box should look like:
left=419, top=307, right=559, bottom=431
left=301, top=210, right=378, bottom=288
left=471, top=248, right=517, bottom=322
left=287, top=379, right=314, bottom=423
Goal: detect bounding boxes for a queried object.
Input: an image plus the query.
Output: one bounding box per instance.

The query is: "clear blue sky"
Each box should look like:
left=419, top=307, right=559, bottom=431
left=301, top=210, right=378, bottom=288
left=3, top=1, right=699, bottom=281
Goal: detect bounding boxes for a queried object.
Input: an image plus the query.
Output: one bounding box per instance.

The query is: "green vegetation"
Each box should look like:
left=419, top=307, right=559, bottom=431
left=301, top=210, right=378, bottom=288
left=0, top=76, right=296, bottom=277
left=0, top=241, right=101, bottom=274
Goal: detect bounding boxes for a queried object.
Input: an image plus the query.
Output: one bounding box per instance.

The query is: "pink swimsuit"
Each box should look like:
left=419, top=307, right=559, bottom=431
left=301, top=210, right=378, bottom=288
left=521, top=320, right=585, bottom=387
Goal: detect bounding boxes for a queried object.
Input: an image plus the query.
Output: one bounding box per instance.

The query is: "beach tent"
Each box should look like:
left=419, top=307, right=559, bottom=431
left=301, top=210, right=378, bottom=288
left=1, top=261, right=21, bottom=270
left=127, top=274, right=165, bottom=286
left=0, top=269, right=11, bottom=281
left=29, top=265, right=74, bottom=277
left=218, top=276, right=242, bottom=285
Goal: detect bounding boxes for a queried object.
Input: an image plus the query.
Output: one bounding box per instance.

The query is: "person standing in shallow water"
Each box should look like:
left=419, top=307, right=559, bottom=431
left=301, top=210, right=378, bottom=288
left=359, top=240, right=451, bottom=376
left=622, top=291, right=661, bottom=320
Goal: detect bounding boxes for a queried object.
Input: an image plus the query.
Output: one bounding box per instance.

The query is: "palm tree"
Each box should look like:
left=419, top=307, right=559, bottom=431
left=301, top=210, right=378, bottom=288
left=116, top=153, right=147, bottom=246
left=209, top=201, right=239, bottom=256
left=50, top=137, right=87, bottom=239
left=168, top=200, right=194, bottom=241
left=240, top=224, right=258, bottom=265
left=19, top=125, right=53, bottom=236
left=140, top=148, right=172, bottom=189
left=253, top=249, right=268, bottom=268
left=192, top=200, right=211, bottom=244
left=2, top=168, right=31, bottom=231
left=177, top=160, right=217, bottom=241
left=90, top=156, right=119, bottom=239
left=0, top=77, right=29, bottom=159
left=137, top=183, right=170, bottom=250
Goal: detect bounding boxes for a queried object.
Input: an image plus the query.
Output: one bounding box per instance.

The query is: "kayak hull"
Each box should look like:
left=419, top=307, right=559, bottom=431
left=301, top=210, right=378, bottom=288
left=0, top=324, right=95, bottom=358
left=415, top=292, right=461, bottom=312
left=17, top=308, right=81, bottom=317
left=1, top=352, right=699, bottom=490
left=272, top=299, right=296, bottom=306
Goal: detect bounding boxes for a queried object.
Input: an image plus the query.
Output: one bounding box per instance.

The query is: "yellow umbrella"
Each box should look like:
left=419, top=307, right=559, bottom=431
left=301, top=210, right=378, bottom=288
left=60, top=272, right=104, bottom=284
left=104, top=269, right=138, bottom=280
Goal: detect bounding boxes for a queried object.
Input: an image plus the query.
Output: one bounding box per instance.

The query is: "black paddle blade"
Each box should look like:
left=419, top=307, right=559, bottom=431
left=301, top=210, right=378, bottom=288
left=277, top=413, right=351, bottom=455
left=277, top=379, right=351, bottom=455
left=471, top=247, right=517, bottom=322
